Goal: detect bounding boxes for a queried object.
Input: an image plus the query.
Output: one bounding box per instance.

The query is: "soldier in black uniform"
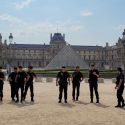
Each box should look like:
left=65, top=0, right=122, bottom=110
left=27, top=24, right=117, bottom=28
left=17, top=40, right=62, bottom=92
left=15, top=66, right=27, bottom=103
left=72, top=66, right=83, bottom=101
left=23, top=66, right=36, bottom=102
left=0, top=67, right=5, bottom=101
left=115, top=67, right=124, bottom=108
left=8, top=67, right=18, bottom=101
left=56, top=66, right=70, bottom=103
left=88, top=64, right=99, bottom=103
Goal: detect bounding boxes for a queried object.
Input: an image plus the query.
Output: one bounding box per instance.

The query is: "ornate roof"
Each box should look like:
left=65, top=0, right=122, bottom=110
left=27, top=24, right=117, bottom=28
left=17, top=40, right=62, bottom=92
left=71, top=45, right=103, bottom=51
left=9, top=44, right=50, bottom=49
left=50, top=33, right=65, bottom=42
left=0, top=33, right=2, bottom=39
left=8, top=43, right=104, bottom=51
left=122, top=29, right=125, bottom=35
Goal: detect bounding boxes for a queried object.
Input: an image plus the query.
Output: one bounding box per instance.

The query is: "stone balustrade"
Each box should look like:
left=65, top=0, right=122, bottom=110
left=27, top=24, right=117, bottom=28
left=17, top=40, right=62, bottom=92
left=5, top=76, right=116, bottom=83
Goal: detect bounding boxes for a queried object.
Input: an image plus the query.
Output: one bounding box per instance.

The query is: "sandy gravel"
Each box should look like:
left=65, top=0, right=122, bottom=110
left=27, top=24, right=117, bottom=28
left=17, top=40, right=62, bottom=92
left=0, top=80, right=125, bottom=125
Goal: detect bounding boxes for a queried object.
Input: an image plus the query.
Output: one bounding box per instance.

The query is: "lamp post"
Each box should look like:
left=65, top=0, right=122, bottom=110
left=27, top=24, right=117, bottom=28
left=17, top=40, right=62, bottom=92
left=43, top=43, right=45, bottom=67
left=7, top=33, right=13, bottom=72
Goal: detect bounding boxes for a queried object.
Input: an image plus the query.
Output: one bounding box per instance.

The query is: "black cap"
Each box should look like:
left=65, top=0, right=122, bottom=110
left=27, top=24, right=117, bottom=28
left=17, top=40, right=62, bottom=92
left=28, top=66, right=33, bottom=69
left=18, top=66, right=23, bottom=69
left=14, top=67, right=17, bottom=70
left=91, top=64, right=95, bottom=67
left=76, top=66, right=80, bottom=69
left=117, top=67, right=123, bottom=72
left=62, top=66, right=66, bottom=68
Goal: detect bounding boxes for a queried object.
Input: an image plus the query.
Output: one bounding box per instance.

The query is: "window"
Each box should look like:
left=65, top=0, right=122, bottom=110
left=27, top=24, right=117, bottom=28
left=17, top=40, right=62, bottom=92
left=28, top=62, right=31, bottom=66
left=39, top=62, right=41, bottom=67
left=17, top=61, right=20, bottom=66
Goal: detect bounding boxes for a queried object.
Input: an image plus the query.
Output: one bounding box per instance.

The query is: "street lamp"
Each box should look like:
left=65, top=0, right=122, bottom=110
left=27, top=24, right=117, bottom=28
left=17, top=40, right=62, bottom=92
left=7, top=33, right=13, bottom=70
left=43, top=43, right=45, bottom=67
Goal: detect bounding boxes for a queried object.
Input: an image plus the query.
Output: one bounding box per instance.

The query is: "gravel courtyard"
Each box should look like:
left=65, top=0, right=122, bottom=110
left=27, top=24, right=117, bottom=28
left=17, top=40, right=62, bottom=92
left=0, top=79, right=125, bottom=125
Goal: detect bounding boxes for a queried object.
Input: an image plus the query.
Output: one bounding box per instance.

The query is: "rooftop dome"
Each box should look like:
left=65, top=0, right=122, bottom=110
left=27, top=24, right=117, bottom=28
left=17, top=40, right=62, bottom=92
left=122, top=29, right=125, bottom=40
left=50, top=33, right=65, bottom=42
left=123, top=29, right=125, bottom=35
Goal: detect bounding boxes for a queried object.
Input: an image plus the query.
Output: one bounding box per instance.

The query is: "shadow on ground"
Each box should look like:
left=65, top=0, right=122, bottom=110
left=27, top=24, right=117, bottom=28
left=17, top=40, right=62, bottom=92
left=93, top=103, right=110, bottom=108
left=0, top=102, right=3, bottom=105
left=8, top=101, right=36, bottom=108
left=59, top=103, right=75, bottom=108
left=75, top=101, right=90, bottom=105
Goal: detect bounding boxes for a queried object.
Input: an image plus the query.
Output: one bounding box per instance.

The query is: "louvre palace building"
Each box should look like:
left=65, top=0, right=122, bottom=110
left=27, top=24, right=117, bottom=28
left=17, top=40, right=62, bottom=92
left=0, top=30, right=125, bottom=69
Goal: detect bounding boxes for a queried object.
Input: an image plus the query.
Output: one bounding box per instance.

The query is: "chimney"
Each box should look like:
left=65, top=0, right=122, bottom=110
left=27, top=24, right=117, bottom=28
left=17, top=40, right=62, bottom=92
left=63, top=34, right=65, bottom=40
left=4, top=39, right=7, bottom=45
left=0, top=33, right=2, bottom=43
left=106, top=42, right=109, bottom=47
left=50, top=33, right=52, bottom=41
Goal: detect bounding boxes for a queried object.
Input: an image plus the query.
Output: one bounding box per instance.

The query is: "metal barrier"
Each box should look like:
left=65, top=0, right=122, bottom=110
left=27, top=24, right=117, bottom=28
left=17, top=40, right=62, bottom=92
left=35, top=77, right=43, bottom=82
left=112, top=78, right=116, bottom=83
left=46, top=77, right=53, bottom=83
left=84, top=78, right=104, bottom=83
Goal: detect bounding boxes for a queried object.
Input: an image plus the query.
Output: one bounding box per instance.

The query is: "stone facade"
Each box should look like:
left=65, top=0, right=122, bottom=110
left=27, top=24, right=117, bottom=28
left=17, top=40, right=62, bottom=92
left=0, top=30, right=125, bottom=69
left=105, top=30, right=125, bottom=69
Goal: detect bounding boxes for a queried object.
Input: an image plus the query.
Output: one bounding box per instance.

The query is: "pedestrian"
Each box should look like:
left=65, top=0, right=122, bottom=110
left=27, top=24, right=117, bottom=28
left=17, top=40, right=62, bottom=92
left=115, top=67, right=125, bottom=108
left=23, top=66, right=36, bottom=102
left=0, top=67, right=5, bottom=101
left=15, top=66, right=27, bottom=103
left=72, top=66, right=83, bottom=101
left=8, top=67, right=18, bottom=101
left=56, top=66, right=70, bottom=103
left=88, top=64, right=99, bottom=103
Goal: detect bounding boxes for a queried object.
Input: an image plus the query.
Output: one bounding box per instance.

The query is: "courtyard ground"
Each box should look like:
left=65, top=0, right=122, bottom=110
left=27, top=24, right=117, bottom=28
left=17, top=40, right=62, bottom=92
left=0, top=79, right=125, bottom=125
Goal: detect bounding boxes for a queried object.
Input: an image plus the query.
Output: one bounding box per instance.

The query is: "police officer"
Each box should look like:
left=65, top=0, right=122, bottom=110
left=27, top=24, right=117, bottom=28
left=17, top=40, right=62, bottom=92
left=8, top=67, right=18, bottom=101
left=23, top=66, right=36, bottom=102
left=0, top=67, right=5, bottom=101
left=88, top=64, right=99, bottom=103
left=15, top=66, right=27, bottom=103
left=56, top=66, right=70, bottom=103
left=115, top=67, right=124, bottom=108
left=72, top=66, right=83, bottom=101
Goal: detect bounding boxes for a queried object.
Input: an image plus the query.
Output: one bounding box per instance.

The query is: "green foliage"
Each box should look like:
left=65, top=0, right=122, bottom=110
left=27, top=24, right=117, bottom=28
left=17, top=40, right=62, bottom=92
left=33, top=69, right=118, bottom=78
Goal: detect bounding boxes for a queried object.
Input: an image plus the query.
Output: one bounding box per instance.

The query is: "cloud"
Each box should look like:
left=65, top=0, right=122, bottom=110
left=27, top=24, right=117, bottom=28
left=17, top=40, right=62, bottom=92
left=52, top=20, right=84, bottom=32
left=18, top=21, right=84, bottom=37
left=0, top=13, right=25, bottom=24
left=80, top=10, right=93, bottom=16
left=0, top=14, right=83, bottom=34
left=114, top=25, right=125, bottom=32
left=0, top=13, right=84, bottom=43
left=14, top=0, right=33, bottom=10
left=69, top=25, right=83, bottom=31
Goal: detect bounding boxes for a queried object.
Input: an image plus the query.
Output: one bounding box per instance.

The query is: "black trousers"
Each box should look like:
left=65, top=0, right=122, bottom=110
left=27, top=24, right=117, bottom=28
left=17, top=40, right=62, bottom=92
left=16, top=83, right=24, bottom=101
left=89, top=82, right=99, bottom=101
left=24, top=82, right=34, bottom=99
left=117, top=87, right=124, bottom=105
left=59, top=85, right=68, bottom=101
left=0, top=81, right=3, bottom=98
left=10, top=82, right=16, bottom=99
left=72, top=81, right=80, bottom=99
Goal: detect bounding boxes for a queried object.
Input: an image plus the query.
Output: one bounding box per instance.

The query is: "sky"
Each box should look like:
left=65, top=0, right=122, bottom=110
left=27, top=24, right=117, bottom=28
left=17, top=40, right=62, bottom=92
left=0, top=0, right=125, bottom=46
